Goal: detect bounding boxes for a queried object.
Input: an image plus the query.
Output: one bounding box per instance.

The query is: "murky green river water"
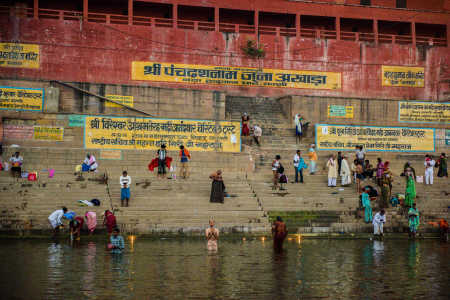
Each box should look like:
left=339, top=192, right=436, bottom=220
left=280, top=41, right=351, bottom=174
left=0, top=238, right=448, bottom=299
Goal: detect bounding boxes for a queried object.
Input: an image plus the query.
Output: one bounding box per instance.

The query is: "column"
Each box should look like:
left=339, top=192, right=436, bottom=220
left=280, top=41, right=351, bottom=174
left=215, top=6, right=219, bottom=32
left=373, top=19, right=378, bottom=45
left=33, top=0, right=38, bottom=20
left=172, top=3, right=177, bottom=28
left=336, top=17, right=340, bottom=40
left=254, top=10, right=259, bottom=34
left=128, top=0, right=133, bottom=25
left=447, top=23, right=450, bottom=47
left=83, top=0, right=88, bottom=21
left=296, top=13, right=300, bottom=38
left=411, top=22, right=416, bottom=47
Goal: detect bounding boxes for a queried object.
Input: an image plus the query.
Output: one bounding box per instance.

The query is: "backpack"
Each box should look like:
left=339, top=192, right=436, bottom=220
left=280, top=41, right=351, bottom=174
left=277, top=164, right=284, bottom=174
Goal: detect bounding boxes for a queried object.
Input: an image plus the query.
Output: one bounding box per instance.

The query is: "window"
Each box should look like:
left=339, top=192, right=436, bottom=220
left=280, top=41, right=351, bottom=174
left=360, top=0, right=371, bottom=5
left=396, top=0, right=406, bottom=8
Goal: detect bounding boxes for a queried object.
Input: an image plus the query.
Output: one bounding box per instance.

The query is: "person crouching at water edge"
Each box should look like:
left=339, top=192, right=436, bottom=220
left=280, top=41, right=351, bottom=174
left=48, top=206, right=68, bottom=237
left=373, top=210, right=386, bottom=238
left=272, top=216, right=287, bottom=252
left=206, top=220, right=219, bottom=251
left=108, top=228, right=125, bottom=254
left=408, top=203, right=420, bottom=239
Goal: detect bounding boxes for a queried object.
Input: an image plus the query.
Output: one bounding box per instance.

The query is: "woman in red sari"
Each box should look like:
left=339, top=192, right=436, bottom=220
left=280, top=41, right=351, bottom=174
left=103, top=210, right=117, bottom=237
left=272, top=216, right=288, bottom=252
left=241, top=113, right=250, bottom=136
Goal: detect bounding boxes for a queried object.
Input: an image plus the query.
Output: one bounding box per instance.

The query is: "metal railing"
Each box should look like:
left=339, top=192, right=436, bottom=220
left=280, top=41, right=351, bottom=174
left=0, top=6, right=446, bottom=47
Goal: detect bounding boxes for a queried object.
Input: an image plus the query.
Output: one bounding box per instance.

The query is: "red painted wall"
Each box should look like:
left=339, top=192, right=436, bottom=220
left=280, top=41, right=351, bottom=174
left=0, top=16, right=448, bottom=100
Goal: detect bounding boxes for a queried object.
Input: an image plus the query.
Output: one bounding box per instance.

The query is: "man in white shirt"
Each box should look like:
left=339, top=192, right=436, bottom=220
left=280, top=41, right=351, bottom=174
left=373, top=210, right=386, bottom=237
left=120, top=171, right=132, bottom=207
left=355, top=145, right=365, bottom=167
left=424, top=155, right=435, bottom=185
left=9, top=152, right=23, bottom=178
left=48, top=207, right=68, bottom=237
left=252, top=125, right=262, bottom=146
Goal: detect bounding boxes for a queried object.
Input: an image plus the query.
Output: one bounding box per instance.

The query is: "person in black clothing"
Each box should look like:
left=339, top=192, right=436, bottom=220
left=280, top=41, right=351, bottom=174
left=337, top=151, right=343, bottom=175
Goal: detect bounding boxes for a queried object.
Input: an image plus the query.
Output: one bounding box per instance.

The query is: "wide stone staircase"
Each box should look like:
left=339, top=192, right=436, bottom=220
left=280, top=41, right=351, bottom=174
left=0, top=147, right=270, bottom=235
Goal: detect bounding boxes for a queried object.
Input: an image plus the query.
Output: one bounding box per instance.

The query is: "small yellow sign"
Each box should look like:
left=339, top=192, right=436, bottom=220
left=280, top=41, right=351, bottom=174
left=132, top=61, right=342, bottom=90
left=399, top=101, right=449, bottom=124
left=382, top=65, right=424, bottom=87
left=33, top=126, right=64, bottom=141
left=316, top=124, right=434, bottom=152
left=100, top=150, right=122, bottom=160
left=105, top=94, right=134, bottom=108
left=0, top=86, right=44, bottom=111
left=84, top=116, right=241, bottom=152
left=0, top=43, right=40, bottom=69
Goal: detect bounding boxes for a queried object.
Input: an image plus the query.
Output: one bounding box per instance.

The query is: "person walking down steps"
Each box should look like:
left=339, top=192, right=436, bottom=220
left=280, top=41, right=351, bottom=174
left=120, top=171, right=131, bottom=207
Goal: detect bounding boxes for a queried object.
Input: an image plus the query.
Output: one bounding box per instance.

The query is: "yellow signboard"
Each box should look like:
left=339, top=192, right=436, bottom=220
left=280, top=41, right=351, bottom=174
left=0, top=86, right=44, bottom=111
left=132, top=61, right=341, bottom=90
left=33, top=126, right=64, bottom=141
left=399, top=101, right=449, bottom=124
left=327, top=105, right=354, bottom=118
left=105, top=94, right=134, bottom=108
left=84, top=116, right=241, bottom=152
left=316, top=124, right=434, bottom=152
left=0, top=43, right=40, bottom=69
left=382, top=65, right=424, bottom=87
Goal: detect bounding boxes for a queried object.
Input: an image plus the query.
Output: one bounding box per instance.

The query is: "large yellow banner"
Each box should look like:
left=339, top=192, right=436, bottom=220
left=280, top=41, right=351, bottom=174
left=399, top=101, right=449, bottom=124
left=84, top=116, right=241, bottom=152
left=0, top=86, right=44, bottom=111
left=382, top=65, right=424, bottom=87
left=316, top=124, right=434, bottom=152
left=0, top=43, right=40, bottom=69
left=132, top=61, right=341, bottom=90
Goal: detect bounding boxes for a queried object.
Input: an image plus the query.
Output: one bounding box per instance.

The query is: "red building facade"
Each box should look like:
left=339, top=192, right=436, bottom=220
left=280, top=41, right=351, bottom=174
left=0, top=0, right=449, bottom=99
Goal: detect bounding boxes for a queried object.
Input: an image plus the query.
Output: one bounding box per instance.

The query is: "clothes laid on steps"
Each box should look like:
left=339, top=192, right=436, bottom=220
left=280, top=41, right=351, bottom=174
left=85, top=211, right=97, bottom=233
left=78, top=200, right=94, bottom=206
left=90, top=199, right=101, bottom=206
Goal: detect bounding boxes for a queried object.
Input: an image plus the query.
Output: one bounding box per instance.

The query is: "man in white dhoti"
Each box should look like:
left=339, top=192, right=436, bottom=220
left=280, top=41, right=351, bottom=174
left=424, top=155, right=435, bottom=185
left=372, top=210, right=386, bottom=237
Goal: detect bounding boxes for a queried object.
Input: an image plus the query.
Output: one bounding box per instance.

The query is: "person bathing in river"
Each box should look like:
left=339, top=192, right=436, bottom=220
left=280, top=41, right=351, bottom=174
left=272, top=216, right=287, bottom=252
left=69, top=216, right=84, bottom=240
left=103, top=210, right=117, bottom=237
left=109, top=227, right=125, bottom=254
left=205, top=219, right=219, bottom=251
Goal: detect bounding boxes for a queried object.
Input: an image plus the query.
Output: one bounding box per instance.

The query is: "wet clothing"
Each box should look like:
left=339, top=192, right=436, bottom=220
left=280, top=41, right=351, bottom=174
left=104, top=211, right=117, bottom=234
left=408, top=208, right=420, bottom=234
left=210, top=173, right=225, bottom=203
left=404, top=176, right=416, bottom=207
left=272, top=221, right=287, bottom=251
left=361, top=192, right=373, bottom=223
left=85, top=211, right=97, bottom=233
left=110, top=235, right=125, bottom=254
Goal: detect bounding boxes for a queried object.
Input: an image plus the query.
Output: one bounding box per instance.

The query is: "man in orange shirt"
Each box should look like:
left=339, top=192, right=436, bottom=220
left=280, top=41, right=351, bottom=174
left=179, top=145, right=191, bottom=179
left=439, top=219, right=449, bottom=242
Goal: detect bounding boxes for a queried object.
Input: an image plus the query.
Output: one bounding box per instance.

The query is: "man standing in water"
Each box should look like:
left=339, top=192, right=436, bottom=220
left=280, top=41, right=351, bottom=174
left=205, top=219, right=219, bottom=251
left=272, top=216, right=287, bottom=252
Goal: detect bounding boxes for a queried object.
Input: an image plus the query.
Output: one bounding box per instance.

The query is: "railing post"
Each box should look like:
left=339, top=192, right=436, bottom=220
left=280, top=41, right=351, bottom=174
left=254, top=10, right=259, bottom=35
left=106, top=14, right=110, bottom=24
left=392, top=35, right=396, bottom=45
left=128, top=0, right=133, bottom=25
left=149, top=17, right=153, bottom=27
left=33, top=0, right=38, bottom=19
left=172, top=3, right=177, bottom=29
left=194, top=21, right=198, bottom=31
left=411, top=22, right=416, bottom=47
left=336, top=17, right=340, bottom=41
left=276, top=27, right=280, bottom=37
left=235, top=24, right=239, bottom=33
left=373, top=19, right=378, bottom=45
left=296, top=13, right=300, bottom=38
left=83, top=0, right=88, bottom=21
left=214, top=6, right=219, bottom=32
left=315, top=29, right=320, bottom=39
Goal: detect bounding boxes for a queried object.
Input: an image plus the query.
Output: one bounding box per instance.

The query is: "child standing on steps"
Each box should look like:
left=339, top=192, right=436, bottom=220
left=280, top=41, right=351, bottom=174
left=120, top=171, right=131, bottom=207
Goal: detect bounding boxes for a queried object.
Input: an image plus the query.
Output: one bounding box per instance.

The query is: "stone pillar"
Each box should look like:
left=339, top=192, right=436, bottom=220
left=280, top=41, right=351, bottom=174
left=44, top=87, right=60, bottom=113
left=373, top=19, right=378, bottom=45
left=128, top=0, right=133, bottom=25
left=336, top=17, right=340, bottom=40
left=83, top=0, right=88, bottom=21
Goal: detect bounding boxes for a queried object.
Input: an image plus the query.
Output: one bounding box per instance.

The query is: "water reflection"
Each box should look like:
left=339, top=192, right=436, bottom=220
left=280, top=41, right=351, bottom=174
left=0, top=239, right=448, bottom=300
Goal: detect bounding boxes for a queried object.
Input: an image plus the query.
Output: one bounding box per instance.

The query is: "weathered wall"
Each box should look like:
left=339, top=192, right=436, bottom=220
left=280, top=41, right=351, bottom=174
left=0, top=16, right=449, bottom=100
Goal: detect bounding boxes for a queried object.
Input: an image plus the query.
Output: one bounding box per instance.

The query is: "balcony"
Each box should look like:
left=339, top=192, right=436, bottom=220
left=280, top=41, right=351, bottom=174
left=0, top=5, right=447, bottom=48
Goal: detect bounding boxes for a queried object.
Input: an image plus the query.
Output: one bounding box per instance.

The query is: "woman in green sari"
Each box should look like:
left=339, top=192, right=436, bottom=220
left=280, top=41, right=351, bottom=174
left=404, top=175, right=416, bottom=208
left=408, top=203, right=420, bottom=238
left=361, top=188, right=373, bottom=223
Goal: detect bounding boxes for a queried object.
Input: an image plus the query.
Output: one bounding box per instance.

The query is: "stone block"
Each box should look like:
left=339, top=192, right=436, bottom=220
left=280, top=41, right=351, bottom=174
left=44, top=87, right=60, bottom=113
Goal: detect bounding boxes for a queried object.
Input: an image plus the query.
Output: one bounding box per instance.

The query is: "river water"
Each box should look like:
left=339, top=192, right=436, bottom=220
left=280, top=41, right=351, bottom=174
left=0, top=238, right=448, bottom=300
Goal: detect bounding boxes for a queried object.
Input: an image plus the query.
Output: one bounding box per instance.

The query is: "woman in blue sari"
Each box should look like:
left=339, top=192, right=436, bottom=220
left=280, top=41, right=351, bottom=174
left=361, top=188, right=373, bottom=223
